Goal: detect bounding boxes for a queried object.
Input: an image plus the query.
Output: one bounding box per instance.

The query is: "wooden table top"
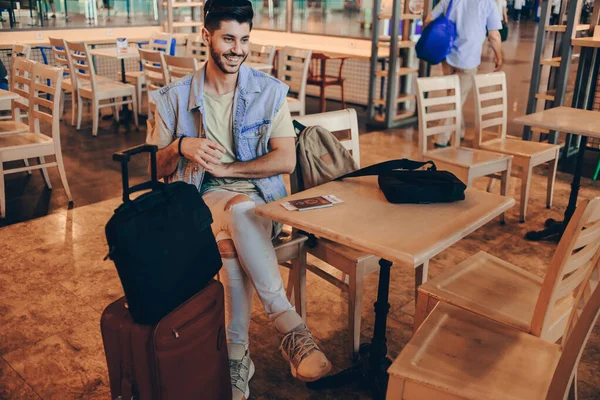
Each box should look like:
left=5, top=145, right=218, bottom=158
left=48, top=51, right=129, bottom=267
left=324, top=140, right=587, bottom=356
left=572, top=37, right=600, bottom=48
left=0, top=89, right=19, bottom=101
left=255, top=178, right=514, bottom=268
left=89, top=47, right=140, bottom=60
left=514, top=106, right=600, bottom=139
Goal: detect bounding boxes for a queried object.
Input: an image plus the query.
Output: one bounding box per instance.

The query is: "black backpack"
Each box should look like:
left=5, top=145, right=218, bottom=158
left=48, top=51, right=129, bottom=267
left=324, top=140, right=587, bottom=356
left=105, top=144, right=222, bottom=325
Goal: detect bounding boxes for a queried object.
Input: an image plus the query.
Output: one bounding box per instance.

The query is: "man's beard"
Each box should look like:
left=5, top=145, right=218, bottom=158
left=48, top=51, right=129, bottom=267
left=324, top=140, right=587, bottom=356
left=209, top=44, right=247, bottom=74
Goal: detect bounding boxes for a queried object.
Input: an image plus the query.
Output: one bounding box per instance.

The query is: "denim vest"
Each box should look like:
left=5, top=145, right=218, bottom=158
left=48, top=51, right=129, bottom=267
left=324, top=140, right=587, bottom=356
left=152, top=64, right=290, bottom=203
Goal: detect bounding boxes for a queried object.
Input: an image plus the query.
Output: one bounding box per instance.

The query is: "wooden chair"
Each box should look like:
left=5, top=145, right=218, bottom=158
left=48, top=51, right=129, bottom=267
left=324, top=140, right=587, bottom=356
left=0, top=58, right=33, bottom=135
left=414, top=197, right=600, bottom=347
left=1, top=43, right=31, bottom=118
left=473, top=71, right=561, bottom=222
left=138, top=49, right=169, bottom=120
left=289, top=108, right=380, bottom=359
left=248, top=43, right=276, bottom=72
left=387, top=273, right=600, bottom=400
left=306, top=52, right=347, bottom=113
left=277, top=47, right=312, bottom=116
left=67, top=41, right=139, bottom=137
left=9, top=43, right=31, bottom=87
left=0, top=63, right=73, bottom=218
left=163, top=54, right=199, bottom=84
left=49, top=37, right=78, bottom=126
left=185, top=34, right=208, bottom=63
left=416, top=75, right=513, bottom=222
left=126, top=33, right=173, bottom=115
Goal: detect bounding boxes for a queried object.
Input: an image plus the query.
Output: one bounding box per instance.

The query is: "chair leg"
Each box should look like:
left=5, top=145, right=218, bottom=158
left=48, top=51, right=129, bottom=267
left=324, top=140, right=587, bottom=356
left=291, top=248, right=307, bottom=321
left=319, top=85, right=326, bottom=113
left=76, top=95, right=83, bottom=130
left=286, top=270, right=295, bottom=306
left=137, top=83, right=143, bottom=115
left=0, top=153, right=5, bottom=219
left=39, top=156, right=52, bottom=190
left=70, top=91, right=76, bottom=127
left=55, top=147, right=73, bottom=202
left=413, top=291, right=435, bottom=334
left=568, top=370, right=578, bottom=400
left=499, top=159, right=512, bottom=224
left=113, top=101, right=120, bottom=122
left=546, top=150, right=559, bottom=209
left=348, top=265, right=365, bottom=360
left=520, top=162, right=534, bottom=223
left=92, top=100, right=99, bottom=136
left=132, top=93, right=139, bottom=129
left=23, top=159, right=32, bottom=176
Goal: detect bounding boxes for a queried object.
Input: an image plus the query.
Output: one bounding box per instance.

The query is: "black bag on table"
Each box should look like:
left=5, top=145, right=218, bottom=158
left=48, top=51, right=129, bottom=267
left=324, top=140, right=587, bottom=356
left=334, top=159, right=466, bottom=204
left=105, top=144, right=222, bottom=325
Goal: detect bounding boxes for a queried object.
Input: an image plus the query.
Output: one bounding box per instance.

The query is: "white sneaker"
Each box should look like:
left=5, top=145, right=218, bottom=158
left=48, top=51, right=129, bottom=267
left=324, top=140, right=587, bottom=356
left=228, top=343, right=255, bottom=400
left=275, top=310, right=332, bottom=382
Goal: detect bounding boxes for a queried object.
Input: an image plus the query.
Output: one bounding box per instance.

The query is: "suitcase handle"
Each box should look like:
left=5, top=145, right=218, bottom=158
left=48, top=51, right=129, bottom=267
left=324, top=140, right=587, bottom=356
left=113, top=144, right=161, bottom=203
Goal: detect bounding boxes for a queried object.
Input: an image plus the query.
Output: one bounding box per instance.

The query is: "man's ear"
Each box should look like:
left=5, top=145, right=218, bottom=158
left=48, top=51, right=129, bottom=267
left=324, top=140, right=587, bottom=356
left=202, top=27, right=211, bottom=46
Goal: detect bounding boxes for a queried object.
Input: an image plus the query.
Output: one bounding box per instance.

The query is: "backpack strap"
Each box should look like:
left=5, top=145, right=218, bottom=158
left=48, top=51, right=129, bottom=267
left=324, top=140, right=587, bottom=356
left=446, top=0, right=454, bottom=16
left=334, top=159, right=436, bottom=181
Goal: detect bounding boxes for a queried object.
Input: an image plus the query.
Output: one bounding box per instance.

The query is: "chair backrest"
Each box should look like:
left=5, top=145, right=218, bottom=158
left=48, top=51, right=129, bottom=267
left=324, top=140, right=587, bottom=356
left=292, top=108, right=360, bottom=193
left=163, top=54, right=199, bottom=83
left=29, top=63, right=63, bottom=141
left=531, top=197, right=600, bottom=343
left=49, top=37, right=76, bottom=89
left=185, top=34, right=208, bottom=62
left=10, top=43, right=31, bottom=89
left=10, top=58, right=35, bottom=122
left=277, top=47, right=312, bottom=103
left=65, top=41, right=96, bottom=93
left=545, top=274, right=600, bottom=400
left=473, top=71, right=509, bottom=148
left=415, top=75, right=462, bottom=156
left=150, top=33, right=174, bottom=54
left=139, top=49, right=169, bottom=91
left=249, top=43, right=276, bottom=66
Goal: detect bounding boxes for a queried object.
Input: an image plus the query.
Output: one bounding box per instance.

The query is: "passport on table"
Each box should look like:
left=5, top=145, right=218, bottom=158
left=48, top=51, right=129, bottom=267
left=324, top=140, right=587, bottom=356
left=282, top=194, right=344, bottom=211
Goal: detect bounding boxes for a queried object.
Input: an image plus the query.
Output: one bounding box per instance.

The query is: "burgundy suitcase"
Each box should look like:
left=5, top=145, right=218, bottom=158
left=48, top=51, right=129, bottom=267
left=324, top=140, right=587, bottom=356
left=100, top=280, right=232, bottom=400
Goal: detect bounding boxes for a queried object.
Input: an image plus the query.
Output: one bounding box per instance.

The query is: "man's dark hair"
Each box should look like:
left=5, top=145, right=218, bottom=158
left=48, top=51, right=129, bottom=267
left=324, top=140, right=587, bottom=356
left=204, top=0, right=254, bottom=32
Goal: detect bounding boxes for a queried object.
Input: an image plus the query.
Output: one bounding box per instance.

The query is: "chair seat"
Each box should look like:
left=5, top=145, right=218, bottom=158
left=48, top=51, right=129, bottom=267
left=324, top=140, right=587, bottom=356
left=0, top=120, right=29, bottom=135
left=309, top=237, right=379, bottom=274
left=0, top=132, right=52, bottom=151
left=125, top=71, right=146, bottom=84
left=426, top=146, right=512, bottom=168
left=418, top=251, right=543, bottom=333
left=388, top=302, right=560, bottom=400
left=273, top=231, right=308, bottom=263
left=307, top=75, right=344, bottom=86
left=79, top=81, right=136, bottom=100
left=481, top=138, right=560, bottom=158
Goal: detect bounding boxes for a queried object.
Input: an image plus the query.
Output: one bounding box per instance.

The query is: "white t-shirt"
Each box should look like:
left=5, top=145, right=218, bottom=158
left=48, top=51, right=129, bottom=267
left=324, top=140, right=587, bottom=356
left=496, top=0, right=507, bottom=18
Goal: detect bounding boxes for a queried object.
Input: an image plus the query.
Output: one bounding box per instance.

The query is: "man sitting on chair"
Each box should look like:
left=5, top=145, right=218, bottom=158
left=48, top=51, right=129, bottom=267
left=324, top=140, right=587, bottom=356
left=147, top=0, right=332, bottom=398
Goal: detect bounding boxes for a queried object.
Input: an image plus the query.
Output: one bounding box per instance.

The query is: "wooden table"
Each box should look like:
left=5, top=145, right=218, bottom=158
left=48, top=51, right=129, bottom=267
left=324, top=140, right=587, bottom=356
left=255, top=178, right=514, bottom=398
left=515, top=106, right=600, bottom=240
left=89, top=47, right=140, bottom=122
left=89, top=47, right=141, bottom=83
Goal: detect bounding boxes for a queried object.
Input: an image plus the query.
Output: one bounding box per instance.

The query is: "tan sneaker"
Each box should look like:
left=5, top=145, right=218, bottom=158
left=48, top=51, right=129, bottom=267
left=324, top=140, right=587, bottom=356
left=275, top=310, right=332, bottom=382
left=228, top=343, right=255, bottom=400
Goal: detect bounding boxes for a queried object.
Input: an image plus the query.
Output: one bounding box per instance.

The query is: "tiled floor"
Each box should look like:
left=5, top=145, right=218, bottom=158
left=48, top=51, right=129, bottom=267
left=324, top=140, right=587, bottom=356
left=1, top=20, right=600, bottom=400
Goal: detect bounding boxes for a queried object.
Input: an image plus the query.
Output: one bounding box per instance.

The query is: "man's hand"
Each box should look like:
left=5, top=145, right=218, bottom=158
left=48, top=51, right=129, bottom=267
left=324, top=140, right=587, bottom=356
left=488, top=30, right=503, bottom=72
left=494, top=56, right=503, bottom=71
left=180, top=137, right=226, bottom=171
left=207, top=162, right=230, bottom=178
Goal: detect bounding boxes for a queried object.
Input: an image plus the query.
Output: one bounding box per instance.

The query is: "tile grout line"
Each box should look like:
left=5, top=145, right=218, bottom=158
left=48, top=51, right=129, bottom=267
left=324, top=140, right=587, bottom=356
left=1, top=355, right=44, bottom=400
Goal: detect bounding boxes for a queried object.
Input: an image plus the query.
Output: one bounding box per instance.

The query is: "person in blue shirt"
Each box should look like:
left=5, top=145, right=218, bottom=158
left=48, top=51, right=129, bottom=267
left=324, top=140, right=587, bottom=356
left=426, top=0, right=504, bottom=147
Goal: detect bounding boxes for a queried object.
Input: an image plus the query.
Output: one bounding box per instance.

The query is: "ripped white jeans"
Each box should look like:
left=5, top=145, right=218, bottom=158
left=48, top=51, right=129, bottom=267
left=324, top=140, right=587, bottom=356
left=203, top=189, right=294, bottom=344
